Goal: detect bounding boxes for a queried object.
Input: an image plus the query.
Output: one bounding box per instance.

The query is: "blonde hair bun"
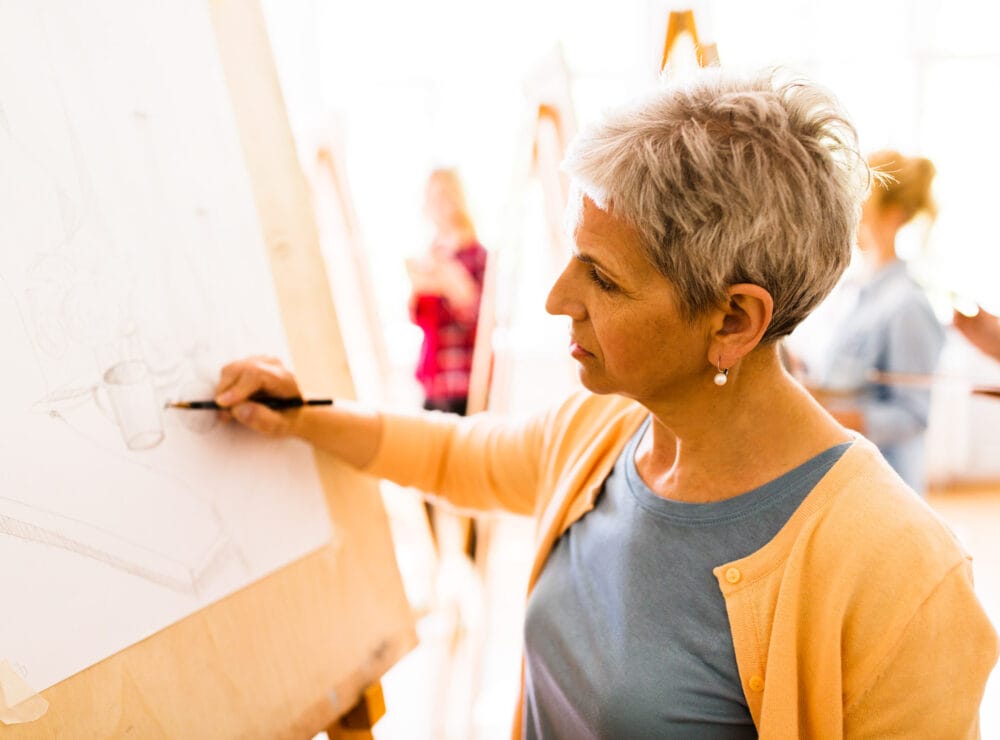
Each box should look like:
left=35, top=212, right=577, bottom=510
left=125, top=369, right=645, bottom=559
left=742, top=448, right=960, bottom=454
left=868, top=150, right=937, bottom=222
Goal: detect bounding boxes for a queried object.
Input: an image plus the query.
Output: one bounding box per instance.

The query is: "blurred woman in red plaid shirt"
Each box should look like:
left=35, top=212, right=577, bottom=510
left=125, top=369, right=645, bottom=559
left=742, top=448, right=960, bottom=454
left=407, top=168, right=487, bottom=416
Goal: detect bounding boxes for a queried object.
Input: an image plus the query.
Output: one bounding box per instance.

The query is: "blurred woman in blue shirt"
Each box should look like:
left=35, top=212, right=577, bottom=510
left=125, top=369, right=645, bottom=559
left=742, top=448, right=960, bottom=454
left=806, top=151, right=943, bottom=495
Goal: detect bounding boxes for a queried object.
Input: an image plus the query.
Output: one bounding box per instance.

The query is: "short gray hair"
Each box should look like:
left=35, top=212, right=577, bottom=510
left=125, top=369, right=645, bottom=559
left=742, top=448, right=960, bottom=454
left=563, top=68, right=869, bottom=343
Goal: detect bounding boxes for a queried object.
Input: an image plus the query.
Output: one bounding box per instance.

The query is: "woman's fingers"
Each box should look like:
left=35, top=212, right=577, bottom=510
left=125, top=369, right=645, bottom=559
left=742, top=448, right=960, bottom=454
left=215, top=357, right=301, bottom=408
left=229, top=401, right=296, bottom=436
left=215, top=361, right=247, bottom=398
left=213, top=357, right=304, bottom=437
left=215, top=364, right=267, bottom=406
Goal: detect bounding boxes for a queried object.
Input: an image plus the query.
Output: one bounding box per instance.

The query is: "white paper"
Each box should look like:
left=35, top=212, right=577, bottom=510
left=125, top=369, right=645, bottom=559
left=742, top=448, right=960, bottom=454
left=0, top=0, right=331, bottom=691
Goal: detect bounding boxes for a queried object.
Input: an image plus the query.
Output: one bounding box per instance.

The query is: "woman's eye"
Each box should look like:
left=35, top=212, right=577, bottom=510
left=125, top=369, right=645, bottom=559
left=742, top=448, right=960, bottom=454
left=587, top=267, right=615, bottom=292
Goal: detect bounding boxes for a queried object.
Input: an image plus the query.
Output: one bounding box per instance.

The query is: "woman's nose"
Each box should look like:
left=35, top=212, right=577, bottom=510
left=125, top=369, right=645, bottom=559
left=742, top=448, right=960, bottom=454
left=545, top=264, right=585, bottom=320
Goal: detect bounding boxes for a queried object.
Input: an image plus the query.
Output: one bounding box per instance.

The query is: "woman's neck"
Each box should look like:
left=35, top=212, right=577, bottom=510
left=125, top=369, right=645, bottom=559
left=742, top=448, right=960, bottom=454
left=634, top=349, right=850, bottom=503
left=860, top=211, right=902, bottom=271
left=863, top=232, right=899, bottom=272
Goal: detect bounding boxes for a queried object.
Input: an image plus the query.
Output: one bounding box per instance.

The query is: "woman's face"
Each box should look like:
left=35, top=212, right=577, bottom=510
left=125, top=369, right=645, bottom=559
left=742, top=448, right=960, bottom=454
left=545, top=196, right=712, bottom=401
left=424, top=177, right=460, bottom=227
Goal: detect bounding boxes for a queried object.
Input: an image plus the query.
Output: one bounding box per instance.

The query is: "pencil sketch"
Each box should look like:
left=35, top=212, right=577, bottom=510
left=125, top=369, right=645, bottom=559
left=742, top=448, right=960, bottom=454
left=12, top=98, right=231, bottom=452
left=0, top=0, right=332, bottom=694
left=3, top=273, right=248, bottom=596
left=0, top=495, right=233, bottom=596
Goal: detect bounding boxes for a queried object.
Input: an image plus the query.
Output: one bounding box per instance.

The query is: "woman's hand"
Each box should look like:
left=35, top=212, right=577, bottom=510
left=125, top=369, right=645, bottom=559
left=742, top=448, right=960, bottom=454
left=953, top=306, right=1000, bottom=363
left=405, top=256, right=440, bottom=293
left=214, top=356, right=303, bottom=436
left=213, top=356, right=383, bottom=468
left=406, top=255, right=478, bottom=316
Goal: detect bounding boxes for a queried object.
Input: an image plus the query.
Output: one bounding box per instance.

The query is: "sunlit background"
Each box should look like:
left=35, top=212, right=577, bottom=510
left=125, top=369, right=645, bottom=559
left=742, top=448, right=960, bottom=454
left=263, top=0, right=1000, bottom=464
left=264, top=0, right=1000, bottom=352
left=259, top=2, right=1000, bottom=738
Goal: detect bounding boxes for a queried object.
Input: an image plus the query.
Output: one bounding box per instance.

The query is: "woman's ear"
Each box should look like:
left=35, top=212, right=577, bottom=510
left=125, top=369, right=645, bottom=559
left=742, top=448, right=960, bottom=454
left=708, top=283, right=774, bottom=368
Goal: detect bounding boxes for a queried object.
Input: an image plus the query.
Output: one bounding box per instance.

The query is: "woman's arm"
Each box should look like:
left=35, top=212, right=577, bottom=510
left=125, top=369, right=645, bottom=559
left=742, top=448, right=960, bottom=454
left=214, top=356, right=551, bottom=515
left=432, top=257, right=479, bottom=318
left=843, top=560, right=998, bottom=737
left=406, top=252, right=482, bottom=324
left=214, top=356, right=381, bottom=469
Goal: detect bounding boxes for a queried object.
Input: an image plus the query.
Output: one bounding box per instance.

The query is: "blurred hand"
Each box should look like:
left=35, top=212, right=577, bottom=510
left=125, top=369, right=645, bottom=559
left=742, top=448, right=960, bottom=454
left=953, top=306, right=1000, bottom=363
left=406, top=256, right=441, bottom=293
left=214, top=356, right=302, bottom=436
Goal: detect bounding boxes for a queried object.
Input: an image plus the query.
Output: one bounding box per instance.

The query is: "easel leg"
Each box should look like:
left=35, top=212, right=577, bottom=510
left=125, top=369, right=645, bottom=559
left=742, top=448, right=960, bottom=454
left=326, top=683, right=385, bottom=740
left=425, top=504, right=480, bottom=562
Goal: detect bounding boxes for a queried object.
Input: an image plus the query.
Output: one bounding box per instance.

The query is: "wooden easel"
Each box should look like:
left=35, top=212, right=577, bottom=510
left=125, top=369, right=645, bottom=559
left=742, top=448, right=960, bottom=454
left=660, top=9, right=720, bottom=74
left=326, top=684, right=386, bottom=740
left=467, top=45, right=579, bottom=417
left=460, top=45, right=579, bottom=579
left=2, top=2, right=414, bottom=736
left=313, top=133, right=392, bottom=403
left=408, top=45, right=583, bottom=740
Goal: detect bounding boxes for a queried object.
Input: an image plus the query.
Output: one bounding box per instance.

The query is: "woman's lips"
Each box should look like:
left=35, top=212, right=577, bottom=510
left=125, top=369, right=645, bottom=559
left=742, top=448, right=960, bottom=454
left=570, top=340, right=593, bottom=359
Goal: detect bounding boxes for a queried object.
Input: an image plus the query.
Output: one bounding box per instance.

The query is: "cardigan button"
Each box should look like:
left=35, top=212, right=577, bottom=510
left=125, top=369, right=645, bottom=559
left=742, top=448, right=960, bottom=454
left=725, top=567, right=741, bottom=584
left=749, top=676, right=765, bottom=692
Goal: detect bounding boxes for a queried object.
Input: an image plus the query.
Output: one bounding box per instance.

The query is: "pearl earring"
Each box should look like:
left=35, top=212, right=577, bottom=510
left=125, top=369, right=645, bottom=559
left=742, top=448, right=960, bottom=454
left=713, top=365, right=729, bottom=386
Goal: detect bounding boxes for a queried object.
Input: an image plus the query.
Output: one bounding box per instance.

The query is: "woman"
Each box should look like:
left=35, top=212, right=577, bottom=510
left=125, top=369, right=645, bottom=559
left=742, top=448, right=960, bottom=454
left=216, top=70, right=996, bottom=738
left=406, top=167, right=488, bottom=416
left=406, top=168, right=488, bottom=557
left=801, top=151, right=944, bottom=494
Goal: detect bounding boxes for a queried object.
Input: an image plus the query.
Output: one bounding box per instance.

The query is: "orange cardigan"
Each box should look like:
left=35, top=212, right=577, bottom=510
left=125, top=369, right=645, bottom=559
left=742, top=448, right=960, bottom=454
left=365, top=391, right=998, bottom=738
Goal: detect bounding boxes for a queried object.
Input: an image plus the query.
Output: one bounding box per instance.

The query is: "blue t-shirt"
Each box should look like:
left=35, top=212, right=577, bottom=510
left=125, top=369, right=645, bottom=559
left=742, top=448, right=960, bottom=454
left=523, top=418, right=849, bottom=739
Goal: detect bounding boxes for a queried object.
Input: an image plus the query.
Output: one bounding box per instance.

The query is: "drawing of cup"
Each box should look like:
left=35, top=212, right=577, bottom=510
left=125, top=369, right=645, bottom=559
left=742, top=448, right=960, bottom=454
left=102, top=360, right=165, bottom=450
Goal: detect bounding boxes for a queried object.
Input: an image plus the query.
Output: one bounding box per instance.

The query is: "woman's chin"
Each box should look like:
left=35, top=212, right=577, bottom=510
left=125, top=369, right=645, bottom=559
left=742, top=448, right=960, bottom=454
left=576, top=369, right=614, bottom=396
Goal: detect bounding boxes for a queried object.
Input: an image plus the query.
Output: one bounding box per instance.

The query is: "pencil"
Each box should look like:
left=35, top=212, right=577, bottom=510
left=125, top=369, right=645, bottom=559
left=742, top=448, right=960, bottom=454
left=166, top=397, right=334, bottom=411
left=866, top=370, right=1000, bottom=397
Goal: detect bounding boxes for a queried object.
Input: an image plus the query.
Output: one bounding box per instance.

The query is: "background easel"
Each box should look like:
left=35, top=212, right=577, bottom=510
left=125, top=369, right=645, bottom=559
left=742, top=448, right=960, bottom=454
left=2, top=2, right=414, bottom=736
left=660, top=8, right=720, bottom=75
left=312, top=130, right=393, bottom=404
left=468, top=45, right=580, bottom=418
left=406, top=44, right=584, bottom=740
left=460, top=46, right=580, bottom=585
